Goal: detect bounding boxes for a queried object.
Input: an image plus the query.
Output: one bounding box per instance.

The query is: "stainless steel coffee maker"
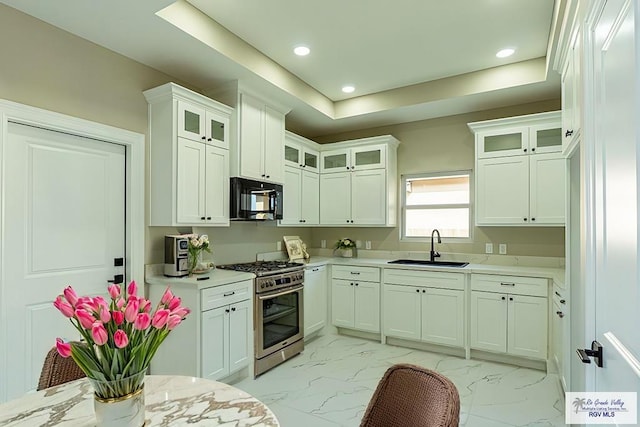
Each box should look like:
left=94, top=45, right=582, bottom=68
left=164, top=235, right=189, bottom=277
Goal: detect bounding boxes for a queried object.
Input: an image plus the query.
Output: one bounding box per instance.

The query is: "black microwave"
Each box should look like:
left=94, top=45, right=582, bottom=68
left=230, top=177, right=283, bottom=221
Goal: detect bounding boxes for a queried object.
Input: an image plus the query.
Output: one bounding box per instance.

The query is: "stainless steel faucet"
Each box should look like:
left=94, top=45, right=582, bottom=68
left=430, top=229, right=441, bottom=262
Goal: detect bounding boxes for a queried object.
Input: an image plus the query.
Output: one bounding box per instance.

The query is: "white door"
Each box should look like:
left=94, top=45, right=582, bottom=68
left=239, top=94, right=264, bottom=180
left=507, top=294, right=547, bottom=359
left=470, top=291, right=507, bottom=353
left=320, top=172, right=351, bottom=225
left=3, top=122, right=125, bottom=400
left=301, top=170, right=319, bottom=225
left=587, top=0, right=640, bottom=398
left=201, top=306, right=228, bottom=381
left=383, top=284, right=421, bottom=340
left=331, top=279, right=355, bottom=328
left=353, top=281, right=380, bottom=333
left=476, top=156, right=529, bottom=225
left=281, top=166, right=301, bottom=225
left=421, top=288, right=464, bottom=347
left=204, top=145, right=229, bottom=225
left=263, top=105, right=284, bottom=184
left=529, top=153, right=566, bottom=224
left=228, top=300, right=250, bottom=375
left=177, top=138, right=206, bottom=224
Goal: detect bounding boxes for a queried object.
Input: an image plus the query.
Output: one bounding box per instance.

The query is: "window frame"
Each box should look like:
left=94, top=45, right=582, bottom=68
left=400, top=170, right=474, bottom=243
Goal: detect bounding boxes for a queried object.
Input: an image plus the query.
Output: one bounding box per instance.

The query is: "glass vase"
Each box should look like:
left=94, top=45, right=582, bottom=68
left=188, top=249, right=201, bottom=275
left=88, top=371, right=146, bottom=427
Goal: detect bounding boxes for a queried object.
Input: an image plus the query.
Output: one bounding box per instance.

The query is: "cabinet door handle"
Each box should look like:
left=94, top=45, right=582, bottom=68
left=225, top=309, right=230, bottom=313
left=501, top=296, right=506, bottom=300
left=560, top=299, right=566, bottom=304
left=206, top=217, right=211, bottom=220
left=556, top=311, right=564, bottom=318
left=223, top=291, right=235, bottom=297
left=524, top=218, right=528, bottom=221
left=200, top=216, right=206, bottom=220
left=231, top=307, right=236, bottom=312
left=201, top=136, right=206, bottom=140
left=355, top=283, right=359, bottom=286
left=565, top=129, right=574, bottom=137
left=509, top=297, right=514, bottom=301
left=312, top=268, right=319, bottom=272
left=531, top=147, right=536, bottom=152
left=531, top=217, right=536, bottom=221
left=500, top=282, right=515, bottom=287
left=350, top=272, right=360, bottom=275
left=416, top=289, right=420, bottom=293
left=422, top=289, right=426, bottom=293
left=350, top=283, right=354, bottom=286
left=523, top=148, right=528, bottom=152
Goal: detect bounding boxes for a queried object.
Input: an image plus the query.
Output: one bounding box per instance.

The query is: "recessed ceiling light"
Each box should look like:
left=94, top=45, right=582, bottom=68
left=342, top=85, right=355, bottom=94
left=496, top=48, right=515, bottom=58
left=293, top=46, right=310, bottom=56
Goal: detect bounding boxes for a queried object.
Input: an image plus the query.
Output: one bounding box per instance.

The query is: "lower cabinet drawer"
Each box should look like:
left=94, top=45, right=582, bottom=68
left=332, top=265, right=380, bottom=282
left=471, top=274, right=548, bottom=297
left=201, top=280, right=252, bottom=311
left=383, top=269, right=464, bottom=290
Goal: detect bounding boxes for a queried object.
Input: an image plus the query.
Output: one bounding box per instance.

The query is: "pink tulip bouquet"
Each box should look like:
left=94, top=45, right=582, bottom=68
left=53, top=280, right=190, bottom=399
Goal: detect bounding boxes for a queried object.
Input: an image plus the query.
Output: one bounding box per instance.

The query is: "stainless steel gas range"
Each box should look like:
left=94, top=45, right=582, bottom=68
left=218, top=261, right=304, bottom=377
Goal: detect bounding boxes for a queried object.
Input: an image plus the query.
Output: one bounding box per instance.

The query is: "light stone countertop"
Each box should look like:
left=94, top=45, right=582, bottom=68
left=300, top=256, right=565, bottom=287
left=0, top=375, right=279, bottom=426
left=145, top=265, right=255, bottom=290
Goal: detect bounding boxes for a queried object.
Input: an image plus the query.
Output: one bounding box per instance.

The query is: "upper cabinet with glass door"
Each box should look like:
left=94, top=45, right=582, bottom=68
left=177, top=100, right=230, bottom=150
left=284, top=131, right=320, bottom=173
left=321, top=143, right=387, bottom=173
left=473, top=111, right=561, bottom=159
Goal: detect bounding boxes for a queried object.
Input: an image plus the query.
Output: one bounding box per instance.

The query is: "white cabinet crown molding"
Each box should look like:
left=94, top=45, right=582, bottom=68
left=143, top=82, right=233, bottom=115
left=467, top=111, right=561, bottom=133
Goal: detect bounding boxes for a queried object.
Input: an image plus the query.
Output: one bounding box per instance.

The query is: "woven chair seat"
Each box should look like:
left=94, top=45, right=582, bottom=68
left=360, top=363, right=460, bottom=427
left=37, top=345, right=86, bottom=391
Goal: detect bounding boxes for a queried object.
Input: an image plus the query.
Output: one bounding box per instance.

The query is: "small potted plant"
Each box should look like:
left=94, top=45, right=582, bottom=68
left=334, top=238, right=357, bottom=258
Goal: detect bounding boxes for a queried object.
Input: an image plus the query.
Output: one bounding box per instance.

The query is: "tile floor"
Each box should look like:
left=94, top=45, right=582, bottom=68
left=235, top=333, right=566, bottom=427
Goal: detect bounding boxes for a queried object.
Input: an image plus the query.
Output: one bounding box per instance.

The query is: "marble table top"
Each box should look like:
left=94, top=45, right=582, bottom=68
left=0, top=375, right=280, bottom=426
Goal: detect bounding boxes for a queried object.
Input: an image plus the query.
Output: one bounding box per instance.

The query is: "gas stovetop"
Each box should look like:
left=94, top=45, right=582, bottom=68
left=217, top=260, right=305, bottom=276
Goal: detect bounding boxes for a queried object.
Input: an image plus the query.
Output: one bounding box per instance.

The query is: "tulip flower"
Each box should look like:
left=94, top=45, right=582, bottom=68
left=54, top=296, right=75, bottom=318
left=56, top=338, right=72, bottom=358
left=139, top=299, right=151, bottom=313
left=116, top=297, right=126, bottom=309
left=108, top=284, right=121, bottom=299
left=98, top=306, right=111, bottom=323
left=151, top=309, right=170, bottom=329
left=168, top=296, right=181, bottom=311
left=113, top=330, right=129, bottom=348
left=112, top=310, right=124, bottom=325
left=92, top=323, right=108, bottom=346
left=124, top=299, right=139, bottom=323
left=127, top=280, right=138, bottom=297
left=167, top=314, right=182, bottom=330
left=160, top=287, right=174, bottom=305
left=171, top=307, right=190, bottom=318
left=75, top=308, right=96, bottom=330
left=134, top=312, right=151, bottom=330
left=63, top=286, right=79, bottom=307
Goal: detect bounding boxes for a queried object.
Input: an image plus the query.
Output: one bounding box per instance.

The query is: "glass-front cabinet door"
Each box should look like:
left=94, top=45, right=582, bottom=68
left=205, top=110, right=229, bottom=149
left=321, top=149, right=350, bottom=173
left=477, top=127, right=528, bottom=159
left=351, top=144, right=386, bottom=171
left=284, top=143, right=301, bottom=167
left=529, top=124, right=561, bottom=154
left=177, top=100, right=206, bottom=142
left=303, top=148, right=319, bottom=172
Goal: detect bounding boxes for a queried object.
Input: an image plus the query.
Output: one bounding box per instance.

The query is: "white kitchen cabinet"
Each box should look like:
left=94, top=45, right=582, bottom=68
left=176, top=139, right=229, bottom=225
left=201, top=299, right=251, bottom=381
left=284, top=131, right=320, bottom=173
left=281, top=166, right=319, bottom=225
left=383, top=269, right=465, bottom=348
left=304, top=265, right=327, bottom=337
left=144, top=82, right=233, bottom=226
left=320, top=169, right=386, bottom=225
left=470, top=111, right=565, bottom=226
left=321, top=144, right=387, bottom=173
left=177, top=100, right=229, bottom=149
left=560, top=22, right=582, bottom=154
left=331, top=265, right=380, bottom=333
left=318, top=135, right=397, bottom=227
left=147, top=275, right=253, bottom=382
left=470, top=274, right=548, bottom=360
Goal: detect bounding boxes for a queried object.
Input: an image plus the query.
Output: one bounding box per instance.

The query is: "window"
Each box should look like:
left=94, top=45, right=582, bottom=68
left=402, top=171, right=471, bottom=239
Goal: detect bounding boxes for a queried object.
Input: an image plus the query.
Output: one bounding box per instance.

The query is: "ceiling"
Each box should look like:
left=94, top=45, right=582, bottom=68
left=0, top=0, right=563, bottom=138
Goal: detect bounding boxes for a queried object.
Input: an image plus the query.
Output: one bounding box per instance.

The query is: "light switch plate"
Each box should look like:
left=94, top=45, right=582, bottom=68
left=499, top=243, right=507, bottom=255
left=365, top=240, right=372, bottom=250
left=356, top=240, right=362, bottom=248
left=321, top=239, right=326, bottom=248
left=276, top=241, right=282, bottom=251
left=485, top=243, right=493, bottom=254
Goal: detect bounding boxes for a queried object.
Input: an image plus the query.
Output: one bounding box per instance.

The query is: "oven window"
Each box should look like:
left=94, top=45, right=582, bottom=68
left=261, top=292, right=300, bottom=350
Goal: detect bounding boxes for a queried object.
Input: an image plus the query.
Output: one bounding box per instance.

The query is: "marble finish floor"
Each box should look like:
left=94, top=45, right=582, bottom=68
left=235, top=333, right=566, bottom=427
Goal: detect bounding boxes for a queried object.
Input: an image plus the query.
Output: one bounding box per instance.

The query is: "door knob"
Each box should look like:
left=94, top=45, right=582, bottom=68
left=576, top=340, right=603, bottom=367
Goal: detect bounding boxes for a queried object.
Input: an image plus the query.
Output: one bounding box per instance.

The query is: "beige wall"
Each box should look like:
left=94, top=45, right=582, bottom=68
left=311, top=100, right=565, bottom=257
left=1, top=4, right=563, bottom=264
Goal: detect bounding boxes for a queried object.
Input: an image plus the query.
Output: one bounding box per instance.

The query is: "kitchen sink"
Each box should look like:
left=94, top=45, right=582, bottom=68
left=387, top=259, right=469, bottom=267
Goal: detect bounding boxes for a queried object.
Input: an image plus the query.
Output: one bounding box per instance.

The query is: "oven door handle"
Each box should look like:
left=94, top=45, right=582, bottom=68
left=257, top=284, right=303, bottom=300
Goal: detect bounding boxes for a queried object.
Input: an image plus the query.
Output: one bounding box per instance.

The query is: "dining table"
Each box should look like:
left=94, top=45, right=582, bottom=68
left=0, top=375, right=280, bottom=426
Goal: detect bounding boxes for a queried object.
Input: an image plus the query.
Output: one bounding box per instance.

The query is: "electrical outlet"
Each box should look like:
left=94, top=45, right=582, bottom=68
left=485, top=243, right=493, bottom=254
left=365, top=240, right=372, bottom=250
left=356, top=240, right=362, bottom=248
left=499, top=243, right=507, bottom=255
left=321, top=239, right=326, bottom=249
left=276, top=241, right=282, bottom=251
